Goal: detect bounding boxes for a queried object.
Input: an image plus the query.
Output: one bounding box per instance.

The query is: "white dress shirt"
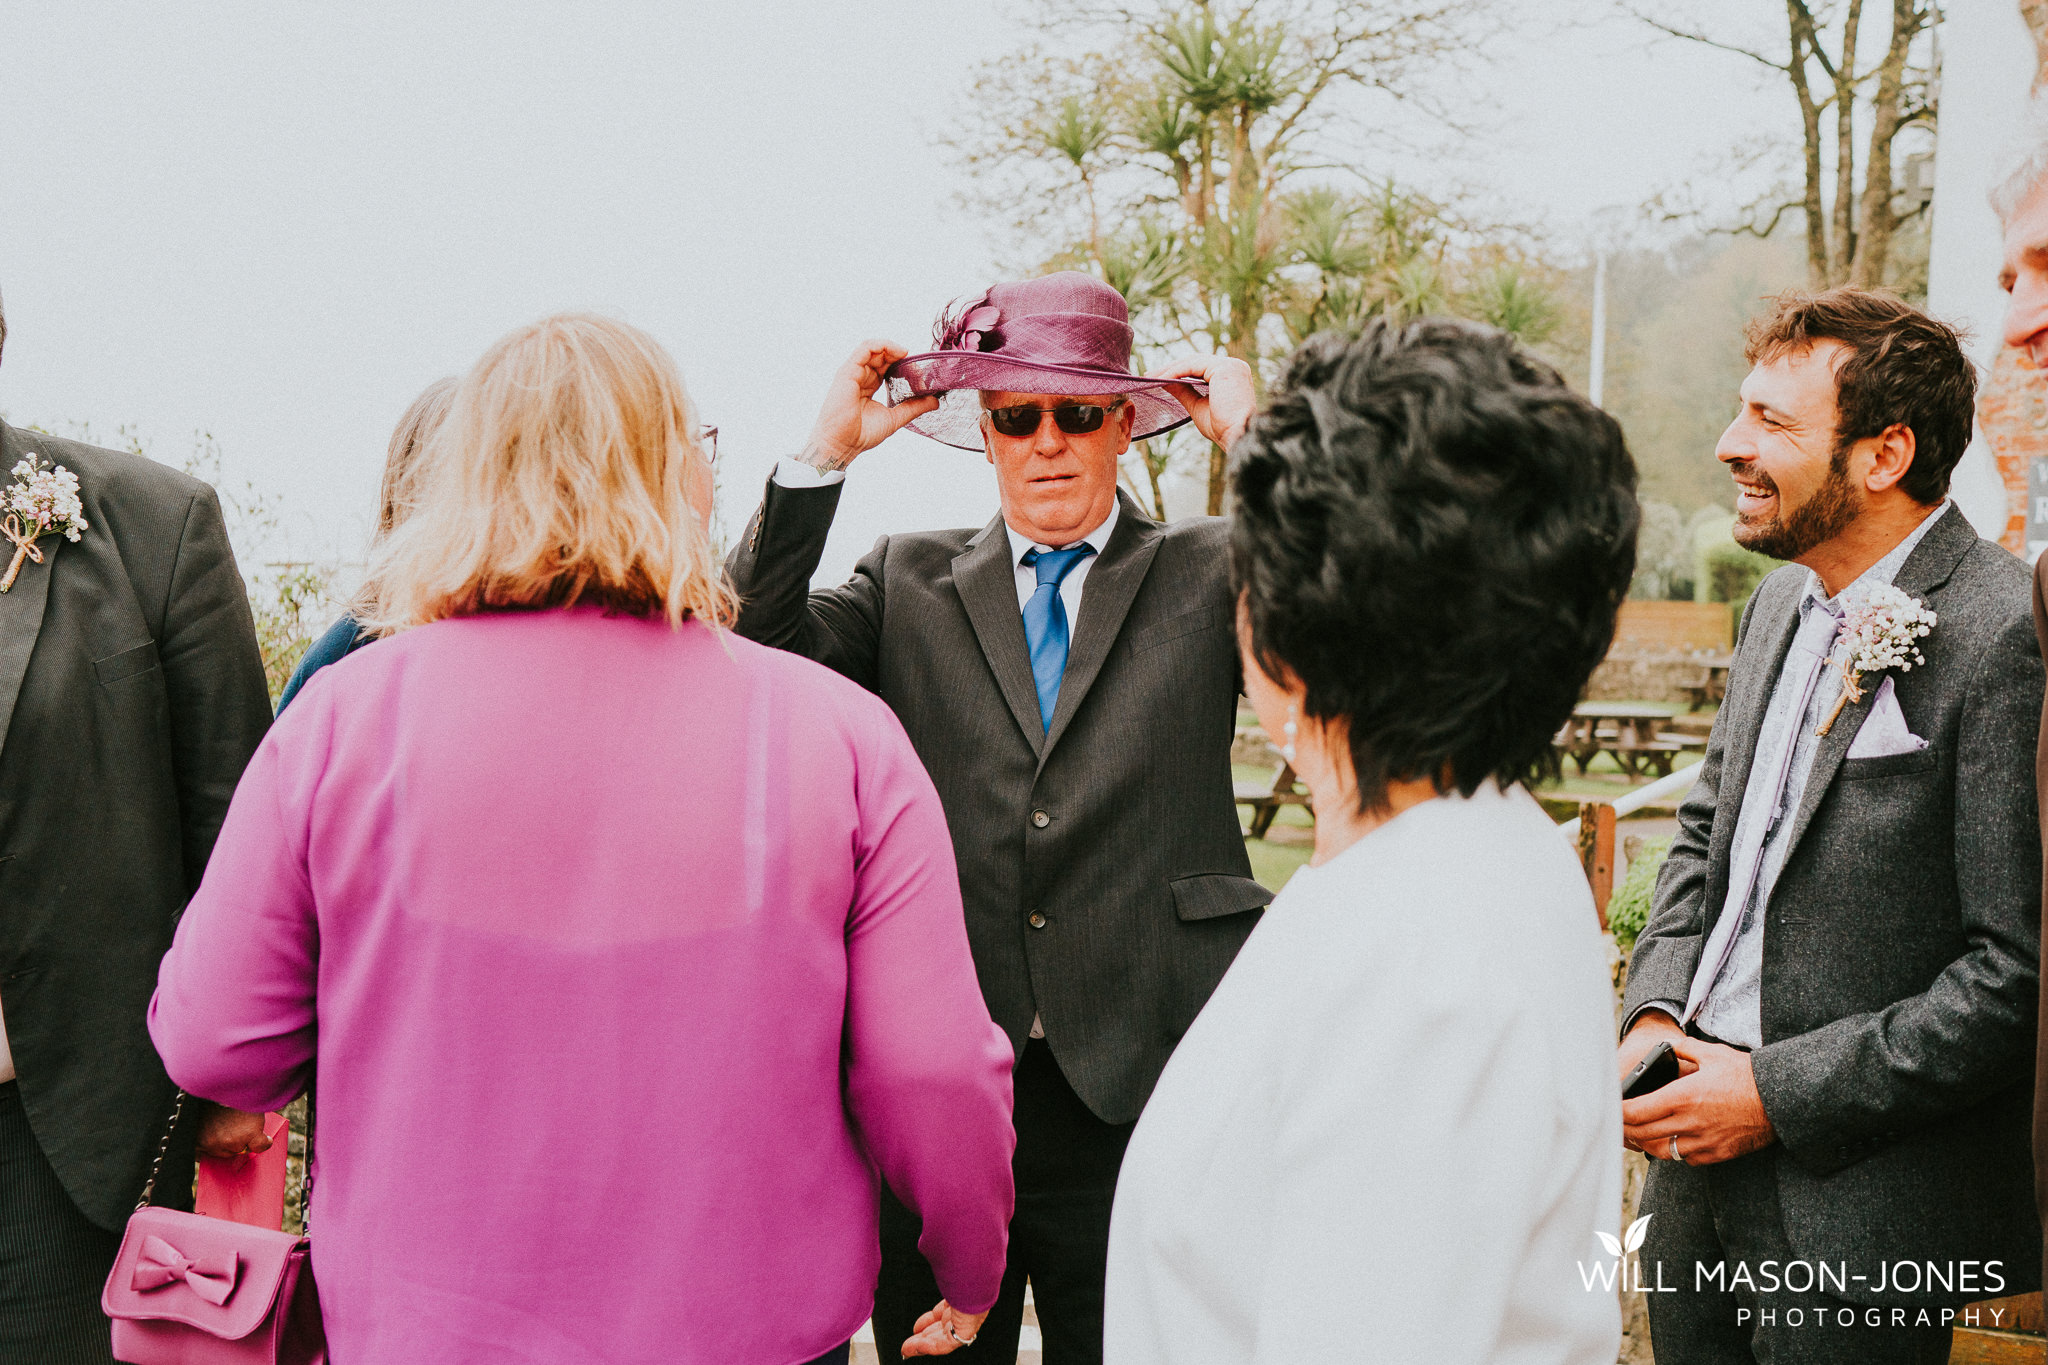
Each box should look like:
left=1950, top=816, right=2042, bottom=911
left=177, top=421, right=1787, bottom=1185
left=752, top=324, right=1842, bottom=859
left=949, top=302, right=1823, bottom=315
left=1653, top=500, right=1950, bottom=1049
left=774, top=459, right=1118, bottom=1042
left=771, top=458, right=1120, bottom=623
left=1105, top=783, right=1622, bottom=1365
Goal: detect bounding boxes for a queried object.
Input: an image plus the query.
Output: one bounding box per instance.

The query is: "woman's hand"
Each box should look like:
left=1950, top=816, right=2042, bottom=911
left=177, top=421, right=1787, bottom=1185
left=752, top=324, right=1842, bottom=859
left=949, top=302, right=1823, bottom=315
left=1146, top=354, right=1256, bottom=451
left=193, top=1102, right=274, bottom=1161
left=803, top=341, right=941, bottom=474
left=901, top=1299, right=991, bottom=1357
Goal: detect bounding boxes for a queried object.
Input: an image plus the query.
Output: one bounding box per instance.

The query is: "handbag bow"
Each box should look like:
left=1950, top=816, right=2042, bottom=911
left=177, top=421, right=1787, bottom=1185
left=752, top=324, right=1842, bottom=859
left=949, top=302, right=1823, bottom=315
left=132, top=1234, right=240, bottom=1305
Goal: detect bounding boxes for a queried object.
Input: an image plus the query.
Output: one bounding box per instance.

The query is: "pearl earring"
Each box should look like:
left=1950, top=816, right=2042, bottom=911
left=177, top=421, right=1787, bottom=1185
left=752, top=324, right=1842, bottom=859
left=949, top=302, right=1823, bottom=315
left=1281, top=705, right=1299, bottom=763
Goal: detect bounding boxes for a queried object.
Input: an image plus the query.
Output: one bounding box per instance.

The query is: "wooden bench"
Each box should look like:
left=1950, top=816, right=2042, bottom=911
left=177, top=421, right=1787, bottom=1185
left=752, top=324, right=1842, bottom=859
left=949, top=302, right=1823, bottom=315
left=1235, top=758, right=1311, bottom=839
left=1677, top=654, right=1733, bottom=711
left=1556, top=703, right=1701, bottom=779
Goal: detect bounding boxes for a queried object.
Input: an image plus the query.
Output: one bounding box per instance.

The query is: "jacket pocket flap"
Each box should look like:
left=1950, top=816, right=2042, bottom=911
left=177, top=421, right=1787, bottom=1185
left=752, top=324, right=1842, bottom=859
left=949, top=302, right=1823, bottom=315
left=1171, top=873, right=1274, bottom=921
left=94, top=640, right=160, bottom=686
left=1839, top=747, right=1939, bottom=781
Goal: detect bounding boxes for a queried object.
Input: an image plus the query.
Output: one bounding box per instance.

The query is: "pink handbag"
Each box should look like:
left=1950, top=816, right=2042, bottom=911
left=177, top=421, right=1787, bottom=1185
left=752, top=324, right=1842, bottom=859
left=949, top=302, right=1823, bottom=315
left=101, top=1096, right=327, bottom=1365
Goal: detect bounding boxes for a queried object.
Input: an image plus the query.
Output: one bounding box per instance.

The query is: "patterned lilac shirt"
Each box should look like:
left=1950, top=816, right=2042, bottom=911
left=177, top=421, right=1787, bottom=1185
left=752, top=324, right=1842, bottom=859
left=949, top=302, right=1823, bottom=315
left=1678, top=502, right=1948, bottom=1049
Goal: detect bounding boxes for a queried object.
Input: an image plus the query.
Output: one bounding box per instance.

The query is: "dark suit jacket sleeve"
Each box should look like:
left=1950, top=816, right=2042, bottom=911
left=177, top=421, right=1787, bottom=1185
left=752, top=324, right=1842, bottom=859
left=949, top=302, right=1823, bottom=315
left=1753, top=610, right=2045, bottom=1171
left=1618, top=593, right=1763, bottom=1033
left=159, top=485, right=272, bottom=894
left=725, top=474, right=888, bottom=692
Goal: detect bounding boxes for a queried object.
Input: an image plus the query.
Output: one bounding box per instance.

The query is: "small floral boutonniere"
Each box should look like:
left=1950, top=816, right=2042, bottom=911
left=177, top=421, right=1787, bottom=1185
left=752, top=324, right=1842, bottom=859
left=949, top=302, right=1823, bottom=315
left=1, top=455, right=89, bottom=593
left=1815, top=582, right=1936, bottom=737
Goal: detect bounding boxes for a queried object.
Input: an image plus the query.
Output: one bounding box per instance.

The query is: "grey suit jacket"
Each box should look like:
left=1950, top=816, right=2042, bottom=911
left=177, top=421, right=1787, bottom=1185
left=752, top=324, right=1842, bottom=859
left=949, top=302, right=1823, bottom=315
left=0, top=420, right=272, bottom=1230
left=727, top=478, right=1270, bottom=1125
left=1623, top=506, right=2043, bottom=1300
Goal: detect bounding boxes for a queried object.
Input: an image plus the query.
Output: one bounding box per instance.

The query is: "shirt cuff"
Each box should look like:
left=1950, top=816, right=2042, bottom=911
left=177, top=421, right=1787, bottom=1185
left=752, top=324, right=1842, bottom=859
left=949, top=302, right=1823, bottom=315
left=1624, top=1001, right=1686, bottom=1036
left=773, top=457, right=845, bottom=489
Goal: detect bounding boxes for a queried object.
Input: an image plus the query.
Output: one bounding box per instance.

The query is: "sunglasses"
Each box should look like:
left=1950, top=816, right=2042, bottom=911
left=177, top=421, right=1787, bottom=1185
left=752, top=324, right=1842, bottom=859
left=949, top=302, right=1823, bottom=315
left=984, top=401, right=1126, bottom=439
left=695, top=423, right=719, bottom=466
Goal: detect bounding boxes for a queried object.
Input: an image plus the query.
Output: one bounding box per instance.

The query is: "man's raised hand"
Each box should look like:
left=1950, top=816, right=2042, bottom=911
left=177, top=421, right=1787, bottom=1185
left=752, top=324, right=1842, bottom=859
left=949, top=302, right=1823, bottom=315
left=1146, top=354, right=1257, bottom=451
left=803, top=341, right=941, bottom=474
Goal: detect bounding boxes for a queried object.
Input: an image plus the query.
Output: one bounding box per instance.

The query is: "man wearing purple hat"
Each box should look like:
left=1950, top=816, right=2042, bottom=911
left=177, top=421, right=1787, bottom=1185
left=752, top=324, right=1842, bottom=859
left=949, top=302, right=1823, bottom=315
left=727, top=272, right=1265, bottom=1361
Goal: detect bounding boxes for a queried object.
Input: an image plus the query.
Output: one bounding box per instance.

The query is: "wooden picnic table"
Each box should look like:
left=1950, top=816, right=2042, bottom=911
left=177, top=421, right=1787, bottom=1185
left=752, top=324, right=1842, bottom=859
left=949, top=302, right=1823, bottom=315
left=1555, top=702, right=1698, bottom=779
left=1678, top=651, right=1735, bottom=711
left=1233, top=732, right=1313, bottom=838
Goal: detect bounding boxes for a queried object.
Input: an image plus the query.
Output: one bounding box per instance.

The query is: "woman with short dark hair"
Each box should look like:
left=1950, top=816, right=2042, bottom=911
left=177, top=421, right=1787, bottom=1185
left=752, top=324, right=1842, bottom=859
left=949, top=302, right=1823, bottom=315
left=1105, top=318, right=1640, bottom=1365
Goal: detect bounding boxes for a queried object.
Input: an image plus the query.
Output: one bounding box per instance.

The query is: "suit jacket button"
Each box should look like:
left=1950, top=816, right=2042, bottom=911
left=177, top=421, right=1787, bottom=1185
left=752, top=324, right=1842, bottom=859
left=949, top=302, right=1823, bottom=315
left=1031, top=810, right=1050, bottom=828
left=1028, top=912, right=1047, bottom=929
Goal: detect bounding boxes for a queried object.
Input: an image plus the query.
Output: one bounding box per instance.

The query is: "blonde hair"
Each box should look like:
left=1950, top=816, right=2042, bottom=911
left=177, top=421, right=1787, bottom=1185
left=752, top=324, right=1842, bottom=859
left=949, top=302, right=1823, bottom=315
left=356, top=313, right=734, bottom=634
left=377, top=376, right=457, bottom=538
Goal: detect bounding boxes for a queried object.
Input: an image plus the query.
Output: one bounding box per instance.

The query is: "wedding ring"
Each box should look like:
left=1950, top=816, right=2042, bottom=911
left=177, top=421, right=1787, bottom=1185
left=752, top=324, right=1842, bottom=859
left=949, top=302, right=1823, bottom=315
left=945, top=1322, right=977, bottom=1347
left=1669, top=1136, right=1681, bottom=1161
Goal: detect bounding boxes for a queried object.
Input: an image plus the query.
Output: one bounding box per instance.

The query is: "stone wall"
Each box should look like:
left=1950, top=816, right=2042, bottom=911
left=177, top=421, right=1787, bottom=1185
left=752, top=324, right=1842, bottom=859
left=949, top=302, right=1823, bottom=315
left=1583, top=649, right=1718, bottom=705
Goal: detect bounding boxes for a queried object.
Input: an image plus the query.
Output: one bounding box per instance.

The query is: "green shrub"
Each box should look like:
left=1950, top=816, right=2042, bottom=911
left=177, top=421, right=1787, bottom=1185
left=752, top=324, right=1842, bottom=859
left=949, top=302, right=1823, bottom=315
left=1606, top=836, right=1672, bottom=954
left=1691, top=512, right=1782, bottom=613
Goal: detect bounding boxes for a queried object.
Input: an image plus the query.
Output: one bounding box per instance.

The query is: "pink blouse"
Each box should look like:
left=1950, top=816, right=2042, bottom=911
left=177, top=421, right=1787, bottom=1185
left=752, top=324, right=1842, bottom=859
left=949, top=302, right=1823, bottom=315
left=150, top=608, right=1015, bottom=1365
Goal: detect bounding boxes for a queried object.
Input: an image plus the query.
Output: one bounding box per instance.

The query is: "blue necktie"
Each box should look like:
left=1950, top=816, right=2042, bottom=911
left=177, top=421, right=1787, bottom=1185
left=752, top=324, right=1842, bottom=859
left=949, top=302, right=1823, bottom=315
left=1021, top=544, right=1097, bottom=731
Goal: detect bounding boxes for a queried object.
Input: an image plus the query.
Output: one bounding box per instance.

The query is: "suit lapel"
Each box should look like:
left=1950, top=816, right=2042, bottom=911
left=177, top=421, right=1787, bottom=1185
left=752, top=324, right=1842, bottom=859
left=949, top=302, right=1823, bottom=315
left=952, top=512, right=1048, bottom=754
left=1712, top=578, right=1804, bottom=848
left=1040, top=490, right=1164, bottom=762
left=1775, top=505, right=1973, bottom=869
left=0, top=423, right=55, bottom=757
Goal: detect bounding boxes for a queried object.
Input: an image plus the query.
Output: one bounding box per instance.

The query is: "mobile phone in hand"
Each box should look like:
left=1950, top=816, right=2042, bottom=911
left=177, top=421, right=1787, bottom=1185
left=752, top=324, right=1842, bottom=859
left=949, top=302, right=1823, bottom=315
left=1622, top=1039, right=1681, bottom=1100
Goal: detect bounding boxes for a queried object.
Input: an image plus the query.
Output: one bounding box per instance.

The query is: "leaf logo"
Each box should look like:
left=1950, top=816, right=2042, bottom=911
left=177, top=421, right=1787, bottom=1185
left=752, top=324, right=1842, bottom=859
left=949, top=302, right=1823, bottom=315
left=1594, top=1216, right=1651, bottom=1260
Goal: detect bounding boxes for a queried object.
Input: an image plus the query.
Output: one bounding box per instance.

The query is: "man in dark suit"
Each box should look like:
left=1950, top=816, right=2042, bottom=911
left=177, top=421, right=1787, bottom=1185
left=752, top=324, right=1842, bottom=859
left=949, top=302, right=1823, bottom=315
left=0, top=292, right=274, bottom=1362
left=727, top=273, right=1268, bottom=1361
left=1993, top=138, right=2048, bottom=1304
left=1618, top=288, right=2042, bottom=1364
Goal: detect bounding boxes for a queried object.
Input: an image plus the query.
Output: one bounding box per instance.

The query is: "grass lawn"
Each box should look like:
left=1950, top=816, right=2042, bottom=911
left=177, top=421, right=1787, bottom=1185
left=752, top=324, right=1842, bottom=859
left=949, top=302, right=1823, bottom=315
left=1245, top=835, right=1312, bottom=891
left=1235, top=760, right=1314, bottom=891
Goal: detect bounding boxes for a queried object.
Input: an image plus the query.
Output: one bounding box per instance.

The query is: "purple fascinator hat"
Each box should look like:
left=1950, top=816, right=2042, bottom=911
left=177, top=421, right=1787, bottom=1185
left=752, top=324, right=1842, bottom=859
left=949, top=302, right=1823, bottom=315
left=885, top=271, right=1204, bottom=451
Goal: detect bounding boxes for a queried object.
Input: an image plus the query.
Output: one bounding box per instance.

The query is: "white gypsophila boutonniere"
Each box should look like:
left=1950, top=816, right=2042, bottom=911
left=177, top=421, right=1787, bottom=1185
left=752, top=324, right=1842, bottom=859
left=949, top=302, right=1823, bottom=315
left=1815, top=582, right=1936, bottom=737
left=1, top=455, right=89, bottom=593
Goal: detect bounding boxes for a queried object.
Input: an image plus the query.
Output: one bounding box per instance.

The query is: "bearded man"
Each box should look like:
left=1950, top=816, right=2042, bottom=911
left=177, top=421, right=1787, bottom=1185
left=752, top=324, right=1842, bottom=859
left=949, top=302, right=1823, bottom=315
left=727, top=272, right=1266, bottom=1361
left=1615, top=288, right=2042, bottom=1365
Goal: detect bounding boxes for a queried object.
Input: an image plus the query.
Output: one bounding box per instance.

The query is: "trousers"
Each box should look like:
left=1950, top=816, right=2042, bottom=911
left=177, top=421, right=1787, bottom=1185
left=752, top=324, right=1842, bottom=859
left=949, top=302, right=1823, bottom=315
left=1640, top=1146, right=1954, bottom=1365
left=873, top=1039, right=1133, bottom=1364
left=0, top=1081, right=122, bottom=1365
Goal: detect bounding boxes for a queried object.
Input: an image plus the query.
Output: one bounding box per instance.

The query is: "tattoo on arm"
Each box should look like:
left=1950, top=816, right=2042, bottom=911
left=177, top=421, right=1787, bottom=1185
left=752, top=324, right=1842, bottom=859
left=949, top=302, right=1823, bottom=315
left=801, top=441, right=853, bottom=474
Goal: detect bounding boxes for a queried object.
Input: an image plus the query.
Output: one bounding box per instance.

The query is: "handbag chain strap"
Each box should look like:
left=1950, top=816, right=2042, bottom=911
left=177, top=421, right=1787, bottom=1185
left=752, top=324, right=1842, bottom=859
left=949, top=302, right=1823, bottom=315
left=134, top=1091, right=189, bottom=1211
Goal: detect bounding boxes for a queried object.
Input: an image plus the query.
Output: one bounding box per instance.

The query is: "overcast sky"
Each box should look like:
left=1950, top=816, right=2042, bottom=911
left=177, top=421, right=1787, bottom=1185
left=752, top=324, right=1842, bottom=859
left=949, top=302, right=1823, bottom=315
left=0, top=1, right=1795, bottom=586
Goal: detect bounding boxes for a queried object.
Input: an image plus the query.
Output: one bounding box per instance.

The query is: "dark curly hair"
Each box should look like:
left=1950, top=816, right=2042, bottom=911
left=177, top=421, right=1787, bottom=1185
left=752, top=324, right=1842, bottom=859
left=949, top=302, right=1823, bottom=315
left=1230, top=318, right=1639, bottom=814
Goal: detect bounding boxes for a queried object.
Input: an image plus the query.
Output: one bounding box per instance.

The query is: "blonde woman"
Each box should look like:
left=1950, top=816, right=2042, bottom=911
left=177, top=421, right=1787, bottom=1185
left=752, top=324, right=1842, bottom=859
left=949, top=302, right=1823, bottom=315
left=273, top=375, right=455, bottom=712
left=147, top=315, right=1016, bottom=1365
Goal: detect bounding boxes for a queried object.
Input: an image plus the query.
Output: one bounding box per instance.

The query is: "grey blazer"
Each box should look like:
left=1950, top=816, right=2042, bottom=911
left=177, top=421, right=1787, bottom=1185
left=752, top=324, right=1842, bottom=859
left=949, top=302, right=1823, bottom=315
left=0, top=420, right=272, bottom=1230
left=1623, top=506, right=2043, bottom=1298
left=727, top=479, right=1270, bottom=1125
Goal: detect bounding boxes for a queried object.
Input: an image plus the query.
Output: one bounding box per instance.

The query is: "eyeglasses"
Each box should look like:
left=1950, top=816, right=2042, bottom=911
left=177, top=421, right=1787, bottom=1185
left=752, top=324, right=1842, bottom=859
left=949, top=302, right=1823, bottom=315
left=695, top=423, right=719, bottom=466
left=984, top=401, right=1126, bottom=439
